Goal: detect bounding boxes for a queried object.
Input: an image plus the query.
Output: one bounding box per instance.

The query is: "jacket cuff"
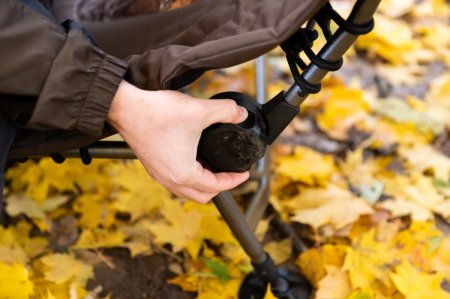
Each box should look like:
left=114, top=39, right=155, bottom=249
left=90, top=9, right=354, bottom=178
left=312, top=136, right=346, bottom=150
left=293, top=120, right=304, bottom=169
left=77, top=54, right=128, bottom=136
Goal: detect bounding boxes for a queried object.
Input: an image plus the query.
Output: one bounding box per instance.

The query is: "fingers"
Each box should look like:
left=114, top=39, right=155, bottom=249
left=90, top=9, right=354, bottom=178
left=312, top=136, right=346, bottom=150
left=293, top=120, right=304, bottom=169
left=171, top=186, right=219, bottom=204
left=201, top=99, right=248, bottom=126
left=191, top=162, right=250, bottom=193
left=164, top=163, right=250, bottom=204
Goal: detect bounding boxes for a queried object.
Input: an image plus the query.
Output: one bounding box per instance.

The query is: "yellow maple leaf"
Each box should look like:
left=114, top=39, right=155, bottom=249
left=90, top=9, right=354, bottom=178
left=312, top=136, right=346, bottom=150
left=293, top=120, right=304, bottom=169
left=291, top=193, right=373, bottom=230
left=435, top=200, right=450, bottom=222
left=374, top=98, right=443, bottom=138
left=38, top=253, right=93, bottom=285
left=116, top=220, right=154, bottom=257
left=378, top=197, right=434, bottom=222
left=399, top=172, right=445, bottom=210
left=393, top=222, right=442, bottom=270
left=6, top=159, right=81, bottom=201
left=370, top=119, right=431, bottom=149
left=378, top=0, right=415, bottom=17
left=343, top=230, right=397, bottom=293
left=390, top=260, right=450, bottom=299
left=0, top=245, right=27, bottom=265
left=5, top=194, right=69, bottom=232
left=73, top=228, right=126, bottom=249
left=145, top=197, right=205, bottom=257
left=425, top=75, right=450, bottom=128
left=357, top=15, right=425, bottom=65
left=73, top=193, right=115, bottom=229
left=111, top=161, right=172, bottom=221
left=316, top=86, right=370, bottom=140
left=184, top=201, right=237, bottom=245
left=147, top=199, right=239, bottom=259
left=168, top=273, right=199, bottom=292
left=0, top=222, right=47, bottom=262
left=432, top=236, right=450, bottom=281
left=315, top=265, right=351, bottom=299
left=0, top=262, right=34, bottom=299
left=275, top=146, right=337, bottom=186
left=196, top=278, right=241, bottom=299
left=297, top=244, right=348, bottom=287
left=263, top=239, right=292, bottom=265
left=282, top=184, right=353, bottom=213
left=33, top=281, right=89, bottom=299
left=399, top=144, right=450, bottom=181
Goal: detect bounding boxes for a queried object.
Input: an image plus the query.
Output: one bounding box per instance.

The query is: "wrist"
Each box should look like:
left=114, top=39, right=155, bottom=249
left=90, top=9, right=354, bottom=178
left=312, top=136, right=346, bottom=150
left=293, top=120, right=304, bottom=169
left=107, top=80, right=139, bottom=131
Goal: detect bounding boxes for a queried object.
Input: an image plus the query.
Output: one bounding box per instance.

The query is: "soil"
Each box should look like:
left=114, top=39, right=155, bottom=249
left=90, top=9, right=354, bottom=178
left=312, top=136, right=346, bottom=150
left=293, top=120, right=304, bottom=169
left=87, top=248, right=195, bottom=299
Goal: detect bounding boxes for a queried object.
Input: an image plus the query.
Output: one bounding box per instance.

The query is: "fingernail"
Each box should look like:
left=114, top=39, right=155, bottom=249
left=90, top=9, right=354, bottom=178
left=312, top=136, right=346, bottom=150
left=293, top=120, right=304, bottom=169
left=240, top=107, right=248, bottom=119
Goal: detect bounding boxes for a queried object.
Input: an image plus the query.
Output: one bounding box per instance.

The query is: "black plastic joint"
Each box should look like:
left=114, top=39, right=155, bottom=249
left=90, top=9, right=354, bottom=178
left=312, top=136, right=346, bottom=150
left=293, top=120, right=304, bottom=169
left=251, top=252, right=280, bottom=286
left=50, top=153, right=66, bottom=164
left=262, top=92, right=300, bottom=144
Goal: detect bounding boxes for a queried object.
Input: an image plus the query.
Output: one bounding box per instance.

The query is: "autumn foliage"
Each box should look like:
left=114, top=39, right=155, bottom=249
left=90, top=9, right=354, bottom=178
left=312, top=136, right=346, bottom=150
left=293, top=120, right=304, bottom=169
left=2, top=0, right=450, bottom=298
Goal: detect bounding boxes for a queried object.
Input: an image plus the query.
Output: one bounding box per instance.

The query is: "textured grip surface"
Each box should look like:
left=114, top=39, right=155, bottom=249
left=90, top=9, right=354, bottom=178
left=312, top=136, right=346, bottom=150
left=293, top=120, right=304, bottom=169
left=197, top=92, right=267, bottom=172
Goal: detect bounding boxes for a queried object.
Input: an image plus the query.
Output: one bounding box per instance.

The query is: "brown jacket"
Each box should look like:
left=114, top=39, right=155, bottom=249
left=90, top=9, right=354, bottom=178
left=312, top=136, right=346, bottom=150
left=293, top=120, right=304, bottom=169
left=2, top=0, right=325, bottom=160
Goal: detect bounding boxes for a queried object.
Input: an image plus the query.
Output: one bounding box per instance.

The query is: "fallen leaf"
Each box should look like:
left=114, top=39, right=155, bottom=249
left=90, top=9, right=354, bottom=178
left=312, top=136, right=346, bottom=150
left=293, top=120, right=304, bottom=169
left=112, top=161, right=172, bottom=221
left=378, top=198, right=434, bottom=221
left=263, top=238, right=292, bottom=265
left=374, top=98, right=444, bottom=137
left=6, top=194, right=69, bottom=219
left=204, top=258, right=230, bottom=282
left=316, top=86, right=371, bottom=140
left=435, top=200, right=450, bottom=222
left=73, top=193, right=115, bottom=229
left=432, top=236, right=450, bottom=281
left=145, top=205, right=202, bottom=255
left=315, top=266, right=351, bottom=299
left=73, top=229, right=126, bottom=249
left=343, top=230, right=397, bottom=294
left=276, top=146, right=337, bottom=186
left=0, top=262, right=34, bottom=298
left=39, top=253, right=93, bottom=285
left=291, top=195, right=373, bottom=230
left=297, top=244, right=348, bottom=287
left=399, top=144, right=450, bottom=181
left=390, top=259, right=450, bottom=299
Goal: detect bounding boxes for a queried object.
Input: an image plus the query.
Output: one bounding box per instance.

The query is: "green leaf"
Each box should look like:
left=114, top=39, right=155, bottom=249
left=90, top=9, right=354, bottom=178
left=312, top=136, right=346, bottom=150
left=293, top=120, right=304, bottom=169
left=434, top=178, right=450, bottom=189
left=428, top=236, right=443, bottom=254
left=204, top=258, right=230, bottom=282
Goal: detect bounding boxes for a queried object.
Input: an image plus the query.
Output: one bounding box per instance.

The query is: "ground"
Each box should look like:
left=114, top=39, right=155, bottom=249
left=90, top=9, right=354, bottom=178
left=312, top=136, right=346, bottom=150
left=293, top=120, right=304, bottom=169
left=1, top=0, right=450, bottom=298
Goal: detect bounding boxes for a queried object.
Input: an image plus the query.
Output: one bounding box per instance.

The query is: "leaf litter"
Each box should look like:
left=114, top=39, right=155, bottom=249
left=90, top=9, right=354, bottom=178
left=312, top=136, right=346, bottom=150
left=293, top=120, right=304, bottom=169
left=2, top=0, right=450, bottom=298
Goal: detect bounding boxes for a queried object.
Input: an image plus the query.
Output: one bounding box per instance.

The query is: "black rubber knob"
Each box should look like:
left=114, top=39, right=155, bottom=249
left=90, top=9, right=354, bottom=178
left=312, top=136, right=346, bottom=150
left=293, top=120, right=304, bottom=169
left=197, top=92, right=267, bottom=172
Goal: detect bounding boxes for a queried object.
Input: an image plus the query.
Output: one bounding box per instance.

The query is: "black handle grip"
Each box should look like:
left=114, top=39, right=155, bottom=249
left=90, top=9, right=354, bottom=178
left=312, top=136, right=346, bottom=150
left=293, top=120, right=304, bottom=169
left=197, top=92, right=267, bottom=172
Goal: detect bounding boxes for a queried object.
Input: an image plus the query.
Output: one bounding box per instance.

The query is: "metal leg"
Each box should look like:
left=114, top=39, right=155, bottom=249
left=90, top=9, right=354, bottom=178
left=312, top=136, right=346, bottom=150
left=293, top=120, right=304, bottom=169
left=244, top=55, right=271, bottom=231
left=213, top=192, right=267, bottom=264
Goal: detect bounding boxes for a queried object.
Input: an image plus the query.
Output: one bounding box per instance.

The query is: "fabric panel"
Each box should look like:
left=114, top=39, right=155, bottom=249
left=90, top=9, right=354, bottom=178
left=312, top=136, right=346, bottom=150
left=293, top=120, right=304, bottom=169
left=27, top=29, right=128, bottom=135
left=0, top=0, right=128, bottom=137
left=6, top=0, right=326, bottom=158
left=82, top=0, right=326, bottom=90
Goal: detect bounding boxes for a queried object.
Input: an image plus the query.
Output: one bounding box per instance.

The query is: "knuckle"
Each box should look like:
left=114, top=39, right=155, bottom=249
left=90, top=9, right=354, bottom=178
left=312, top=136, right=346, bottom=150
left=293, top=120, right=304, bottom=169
left=222, top=100, right=239, bottom=119
left=169, top=171, right=192, bottom=185
left=195, top=194, right=213, bottom=204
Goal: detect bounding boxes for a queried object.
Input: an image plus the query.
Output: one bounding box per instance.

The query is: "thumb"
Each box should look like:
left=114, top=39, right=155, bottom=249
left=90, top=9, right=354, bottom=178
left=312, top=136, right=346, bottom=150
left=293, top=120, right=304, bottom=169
left=202, top=99, right=248, bottom=126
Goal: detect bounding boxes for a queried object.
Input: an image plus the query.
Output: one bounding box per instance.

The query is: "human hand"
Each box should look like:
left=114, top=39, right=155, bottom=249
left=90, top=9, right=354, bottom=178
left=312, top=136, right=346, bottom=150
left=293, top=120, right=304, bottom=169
left=107, top=81, right=250, bottom=203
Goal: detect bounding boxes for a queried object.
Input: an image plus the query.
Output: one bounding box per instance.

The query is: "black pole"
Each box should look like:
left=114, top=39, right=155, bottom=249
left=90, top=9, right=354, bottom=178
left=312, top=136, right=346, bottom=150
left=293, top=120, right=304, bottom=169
left=284, top=0, right=381, bottom=106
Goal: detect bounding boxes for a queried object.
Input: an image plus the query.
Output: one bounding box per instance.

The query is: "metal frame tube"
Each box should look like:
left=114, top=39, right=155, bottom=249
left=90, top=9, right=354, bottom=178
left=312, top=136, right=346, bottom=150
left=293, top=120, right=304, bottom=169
left=213, top=192, right=267, bottom=264
left=284, top=0, right=381, bottom=106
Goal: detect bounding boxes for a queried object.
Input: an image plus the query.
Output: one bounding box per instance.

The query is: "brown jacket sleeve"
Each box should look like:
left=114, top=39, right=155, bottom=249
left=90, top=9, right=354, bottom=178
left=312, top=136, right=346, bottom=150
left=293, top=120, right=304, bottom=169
left=0, top=0, right=128, bottom=136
